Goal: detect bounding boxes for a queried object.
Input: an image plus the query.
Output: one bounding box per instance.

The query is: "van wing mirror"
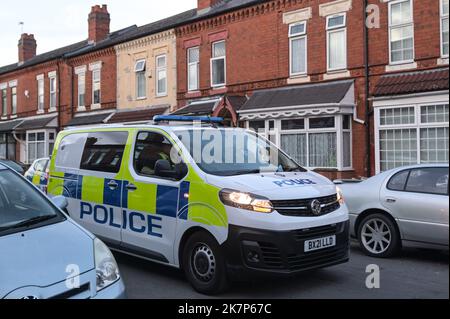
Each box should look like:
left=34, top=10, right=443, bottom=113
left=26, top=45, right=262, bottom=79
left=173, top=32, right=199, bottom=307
left=154, top=160, right=188, bottom=180
left=52, top=195, right=69, bottom=211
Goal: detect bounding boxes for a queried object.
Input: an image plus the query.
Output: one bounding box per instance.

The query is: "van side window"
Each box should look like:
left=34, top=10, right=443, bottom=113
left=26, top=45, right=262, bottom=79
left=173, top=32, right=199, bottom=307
left=80, top=132, right=128, bottom=173
left=133, top=131, right=174, bottom=177
left=56, top=133, right=88, bottom=169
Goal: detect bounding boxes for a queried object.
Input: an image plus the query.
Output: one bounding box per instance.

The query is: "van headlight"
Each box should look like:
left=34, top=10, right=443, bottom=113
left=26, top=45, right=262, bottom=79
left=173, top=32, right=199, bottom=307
left=94, top=238, right=120, bottom=291
left=219, top=189, right=273, bottom=213
left=336, top=187, right=345, bottom=205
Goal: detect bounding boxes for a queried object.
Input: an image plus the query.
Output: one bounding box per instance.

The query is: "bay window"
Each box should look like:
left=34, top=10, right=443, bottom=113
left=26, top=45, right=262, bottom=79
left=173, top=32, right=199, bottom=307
left=326, top=13, right=347, bottom=71
left=376, top=104, right=449, bottom=172
left=135, top=59, right=146, bottom=99
left=289, top=21, right=307, bottom=76
left=26, top=130, right=55, bottom=164
left=156, top=55, right=167, bottom=97
left=389, top=0, right=414, bottom=64
left=188, top=47, right=200, bottom=91
left=211, top=41, right=226, bottom=87
left=442, top=0, right=449, bottom=57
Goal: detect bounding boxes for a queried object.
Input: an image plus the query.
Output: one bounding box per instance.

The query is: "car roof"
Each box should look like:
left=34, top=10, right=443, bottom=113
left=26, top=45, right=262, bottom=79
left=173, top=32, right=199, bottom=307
left=64, top=124, right=248, bottom=133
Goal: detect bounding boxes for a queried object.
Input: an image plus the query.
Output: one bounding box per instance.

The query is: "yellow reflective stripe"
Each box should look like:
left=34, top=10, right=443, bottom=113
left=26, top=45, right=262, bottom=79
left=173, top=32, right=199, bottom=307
left=186, top=166, right=227, bottom=227
left=48, top=173, right=64, bottom=196
left=32, top=174, right=41, bottom=186
left=127, top=182, right=157, bottom=214
left=81, top=176, right=104, bottom=204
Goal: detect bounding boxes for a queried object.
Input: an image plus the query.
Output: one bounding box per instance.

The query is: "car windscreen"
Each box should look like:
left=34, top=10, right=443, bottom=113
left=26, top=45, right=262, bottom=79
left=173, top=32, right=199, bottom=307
left=0, top=169, right=64, bottom=236
left=176, top=129, right=306, bottom=176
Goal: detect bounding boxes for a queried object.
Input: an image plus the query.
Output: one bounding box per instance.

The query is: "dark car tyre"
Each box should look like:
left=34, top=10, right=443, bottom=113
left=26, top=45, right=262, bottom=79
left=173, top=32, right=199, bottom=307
left=357, top=213, right=400, bottom=258
left=182, top=231, right=229, bottom=295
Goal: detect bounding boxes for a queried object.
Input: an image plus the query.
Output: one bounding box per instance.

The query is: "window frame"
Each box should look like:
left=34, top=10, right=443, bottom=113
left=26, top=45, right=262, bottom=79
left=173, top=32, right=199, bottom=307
left=289, top=21, right=308, bottom=76
left=441, top=0, right=449, bottom=58
left=187, top=47, right=200, bottom=92
left=49, top=76, right=57, bottom=110
left=135, top=59, right=147, bottom=99
left=1, top=88, right=7, bottom=116
left=210, top=40, right=227, bottom=88
left=26, top=129, right=55, bottom=164
left=92, top=69, right=101, bottom=106
left=156, top=55, right=167, bottom=97
left=77, top=72, right=86, bottom=108
left=11, top=86, right=17, bottom=115
left=37, top=77, right=44, bottom=112
left=388, top=0, right=415, bottom=65
left=326, top=13, right=347, bottom=72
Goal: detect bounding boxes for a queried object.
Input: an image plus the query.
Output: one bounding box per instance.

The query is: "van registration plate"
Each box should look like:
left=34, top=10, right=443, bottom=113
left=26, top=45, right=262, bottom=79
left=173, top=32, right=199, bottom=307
left=304, top=235, right=336, bottom=252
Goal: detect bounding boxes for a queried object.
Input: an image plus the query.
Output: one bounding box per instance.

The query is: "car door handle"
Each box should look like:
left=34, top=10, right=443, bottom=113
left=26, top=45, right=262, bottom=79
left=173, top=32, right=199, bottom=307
left=108, top=180, right=119, bottom=190
left=386, top=197, right=397, bottom=203
left=126, top=183, right=137, bottom=192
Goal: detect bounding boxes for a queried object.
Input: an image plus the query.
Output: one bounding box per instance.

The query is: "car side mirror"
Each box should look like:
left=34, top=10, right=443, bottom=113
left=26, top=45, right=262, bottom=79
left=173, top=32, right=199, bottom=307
left=52, top=195, right=68, bottom=211
left=154, top=159, right=187, bottom=180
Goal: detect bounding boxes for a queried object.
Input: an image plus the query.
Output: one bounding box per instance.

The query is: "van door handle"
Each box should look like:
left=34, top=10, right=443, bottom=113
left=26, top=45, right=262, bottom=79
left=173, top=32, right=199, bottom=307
left=126, top=183, right=137, bottom=192
left=108, top=180, right=119, bottom=190
left=386, top=197, right=397, bottom=203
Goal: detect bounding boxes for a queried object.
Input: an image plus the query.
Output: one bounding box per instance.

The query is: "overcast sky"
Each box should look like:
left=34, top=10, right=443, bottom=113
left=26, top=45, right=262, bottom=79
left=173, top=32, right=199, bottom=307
left=0, top=0, right=197, bottom=66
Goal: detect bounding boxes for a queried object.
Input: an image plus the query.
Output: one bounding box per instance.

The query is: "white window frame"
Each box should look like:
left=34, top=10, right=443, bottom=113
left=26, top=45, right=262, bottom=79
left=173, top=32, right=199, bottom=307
left=388, top=0, right=415, bottom=65
left=210, top=40, right=227, bottom=88
left=77, top=73, right=86, bottom=109
left=48, top=73, right=57, bottom=112
left=374, top=99, right=450, bottom=173
left=135, top=59, right=147, bottom=99
left=26, top=129, right=56, bottom=164
left=289, top=21, right=308, bottom=76
left=246, top=115, right=353, bottom=170
left=187, top=47, right=200, bottom=92
left=37, top=76, right=44, bottom=113
left=1, top=86, right=7, bottom=117
left=156, top=55, right=167, bottom=97
left=11, top=86, right=17, bottom=116
left=92, top=69, right=101, bottom=108
left=326, top=13, right=347, bottom=72
left=441, top=0, right=449, bottom=58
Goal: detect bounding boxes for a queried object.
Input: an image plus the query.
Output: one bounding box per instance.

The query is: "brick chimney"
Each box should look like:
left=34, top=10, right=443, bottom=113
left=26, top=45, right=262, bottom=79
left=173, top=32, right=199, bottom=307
left=18, top=33, right=37, bottom=63
left=88, top=4, right=110, bottom=43
left=198, top=0, right=220, bottom=12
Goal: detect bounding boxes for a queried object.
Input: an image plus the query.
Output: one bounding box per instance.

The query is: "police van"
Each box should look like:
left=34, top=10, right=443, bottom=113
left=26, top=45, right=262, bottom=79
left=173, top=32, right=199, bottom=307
left=47, top=116, right=349, bottom=294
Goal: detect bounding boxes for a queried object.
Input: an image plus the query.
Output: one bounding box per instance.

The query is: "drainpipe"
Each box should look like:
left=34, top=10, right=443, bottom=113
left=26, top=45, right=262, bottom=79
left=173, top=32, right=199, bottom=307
left=364, top=0, right=372, bottom=177
left=57, top=60, right=62, bottom=132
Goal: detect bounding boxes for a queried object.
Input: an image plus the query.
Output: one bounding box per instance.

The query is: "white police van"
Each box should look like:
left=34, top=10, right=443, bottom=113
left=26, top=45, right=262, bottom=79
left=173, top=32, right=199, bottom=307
left=47, top=116, right=349, bottom=294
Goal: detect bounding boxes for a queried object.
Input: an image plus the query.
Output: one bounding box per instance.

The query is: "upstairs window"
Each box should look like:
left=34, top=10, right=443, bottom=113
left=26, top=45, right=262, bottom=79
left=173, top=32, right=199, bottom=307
left=442, top=0, right=449, bottom=57
left=92, top=69, right=101, bottom=105
left=389, top=0, right=414, bottom=64
left=326, top=13, right=347, bottom=71
left=78, top=73, right=86, bottom=108
left=1, top=88, right=7, bottom=116
left=211, top=41, right=226, bottom=87
left=156, top=55, right=167, bottom=97
left=49, top=76, right=57, bottom=110
left=289, top=21, right=307, bottom=76
left=135, top=59, right=146, bottom=99
left=188, top=47, right=200, bottom=91
left=11, top=86, right=17, bottom=115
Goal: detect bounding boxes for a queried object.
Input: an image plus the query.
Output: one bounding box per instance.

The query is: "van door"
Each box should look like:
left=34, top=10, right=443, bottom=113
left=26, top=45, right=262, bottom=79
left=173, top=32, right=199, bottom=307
left=75, top=131, right=129, bottom=245
left=120, top=130, right=186, bottom=264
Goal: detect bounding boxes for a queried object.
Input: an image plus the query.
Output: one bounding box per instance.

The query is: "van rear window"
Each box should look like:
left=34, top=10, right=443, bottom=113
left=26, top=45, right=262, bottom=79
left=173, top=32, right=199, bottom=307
left=80, top=132, right=128, bottom=173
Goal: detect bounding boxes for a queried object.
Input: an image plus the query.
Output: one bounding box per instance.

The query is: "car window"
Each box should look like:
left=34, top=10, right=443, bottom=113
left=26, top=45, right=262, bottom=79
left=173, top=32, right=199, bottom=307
left=133, top=131, right=180, bottom=178
left=34, top=159, right=46, bottom=172
left=405, top=167, right=449, bottom=195
left=80, top=132, right=128, bottom=173
left=0, top=169, right=63, bottom=236
left=387, top=170, right=410, bottom=191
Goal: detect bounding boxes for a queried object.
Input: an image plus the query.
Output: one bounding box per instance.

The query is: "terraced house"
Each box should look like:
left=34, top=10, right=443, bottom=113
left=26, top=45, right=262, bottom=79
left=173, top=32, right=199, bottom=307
left=174, top=0, right=449, bottom=178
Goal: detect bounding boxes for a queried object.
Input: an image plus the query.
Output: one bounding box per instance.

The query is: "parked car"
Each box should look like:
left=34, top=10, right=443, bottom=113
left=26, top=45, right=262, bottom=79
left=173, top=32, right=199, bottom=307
left=25, top=158, right=50, bottom=193
left=0, top=158, right=27, bottom=175
left=338, top=164, right=449, bottom=258
left=0, top=162, right=126, bottom=299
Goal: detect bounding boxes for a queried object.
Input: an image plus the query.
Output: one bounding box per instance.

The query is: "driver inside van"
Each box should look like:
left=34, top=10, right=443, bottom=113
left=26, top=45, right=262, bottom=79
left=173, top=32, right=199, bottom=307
left=135, top=132, right=172, bottom=176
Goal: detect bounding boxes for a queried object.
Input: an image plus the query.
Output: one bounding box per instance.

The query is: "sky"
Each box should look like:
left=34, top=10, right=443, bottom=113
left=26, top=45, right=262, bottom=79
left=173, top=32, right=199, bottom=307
left=0, top=0, right=197, bottom=66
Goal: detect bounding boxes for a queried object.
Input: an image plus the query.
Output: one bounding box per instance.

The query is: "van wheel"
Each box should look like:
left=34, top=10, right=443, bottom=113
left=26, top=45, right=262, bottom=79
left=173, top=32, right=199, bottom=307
left=357, top=213, right=400, bottom=258
left=182, top=232, right=229, bottom=295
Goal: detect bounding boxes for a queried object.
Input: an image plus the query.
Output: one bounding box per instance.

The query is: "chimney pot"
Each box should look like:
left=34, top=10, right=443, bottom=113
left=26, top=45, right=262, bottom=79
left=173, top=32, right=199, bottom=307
left=18, top=33, right=37, bottom=63
left=88, top=4, right=110, bottom=43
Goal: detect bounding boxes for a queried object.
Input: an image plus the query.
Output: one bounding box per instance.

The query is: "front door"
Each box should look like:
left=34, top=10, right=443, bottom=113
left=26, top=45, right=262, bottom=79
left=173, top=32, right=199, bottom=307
left=120, top=130, right=185, bottom=264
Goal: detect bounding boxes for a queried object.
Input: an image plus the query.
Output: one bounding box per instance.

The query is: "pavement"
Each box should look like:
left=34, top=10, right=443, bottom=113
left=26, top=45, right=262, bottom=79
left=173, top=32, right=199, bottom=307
left=115, top=241, right=449, bottom=299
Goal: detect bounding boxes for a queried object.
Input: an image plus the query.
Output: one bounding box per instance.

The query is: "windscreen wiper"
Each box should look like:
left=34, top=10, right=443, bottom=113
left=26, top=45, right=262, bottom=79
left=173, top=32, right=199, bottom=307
left=8, top=215, right=58, bottom=230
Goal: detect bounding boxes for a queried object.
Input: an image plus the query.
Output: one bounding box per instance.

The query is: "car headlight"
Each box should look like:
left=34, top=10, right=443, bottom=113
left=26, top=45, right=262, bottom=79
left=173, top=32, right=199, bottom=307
left=219, top=189, right=273, bottom=213
left=94, top=238, right=120, bottom=291
left=336, top=187, right=345, bottom=205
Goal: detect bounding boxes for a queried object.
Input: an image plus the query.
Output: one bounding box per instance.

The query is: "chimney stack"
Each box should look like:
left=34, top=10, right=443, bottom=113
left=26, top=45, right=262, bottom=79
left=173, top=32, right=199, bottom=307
left=197, top=0, right=220, bottom=12
left=88, top=4, right=110, bottom=43
left=18, top=33, right=37, bottom=63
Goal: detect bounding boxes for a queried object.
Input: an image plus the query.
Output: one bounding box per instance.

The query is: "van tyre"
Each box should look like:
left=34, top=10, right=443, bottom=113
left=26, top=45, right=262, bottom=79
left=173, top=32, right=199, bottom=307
left=182, top=232, right=229, bottom=295
left=357, top=213, right=400, bottom=258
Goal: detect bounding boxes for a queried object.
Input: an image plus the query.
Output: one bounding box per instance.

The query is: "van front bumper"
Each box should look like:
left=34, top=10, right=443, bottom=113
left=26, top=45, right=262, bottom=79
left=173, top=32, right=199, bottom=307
left=92, top=279, right=126, bottom=299
left=222, top=221, right=349, bottom=279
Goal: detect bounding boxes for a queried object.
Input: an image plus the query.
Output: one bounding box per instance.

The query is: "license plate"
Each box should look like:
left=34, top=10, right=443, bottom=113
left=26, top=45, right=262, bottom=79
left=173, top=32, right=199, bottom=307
left=304, top=235, right=336, bottom=252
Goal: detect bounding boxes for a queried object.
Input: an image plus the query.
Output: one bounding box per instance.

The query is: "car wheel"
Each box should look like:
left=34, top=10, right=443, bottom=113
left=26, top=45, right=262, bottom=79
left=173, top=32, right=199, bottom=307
left=182, top=232, right=229, bottom=295
left=357, top=213, right=400, bottom=258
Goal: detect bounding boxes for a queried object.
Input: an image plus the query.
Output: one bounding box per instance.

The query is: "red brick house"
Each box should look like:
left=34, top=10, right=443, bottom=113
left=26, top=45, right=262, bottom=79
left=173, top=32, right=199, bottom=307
left=174, top=0, right=449, bottom=178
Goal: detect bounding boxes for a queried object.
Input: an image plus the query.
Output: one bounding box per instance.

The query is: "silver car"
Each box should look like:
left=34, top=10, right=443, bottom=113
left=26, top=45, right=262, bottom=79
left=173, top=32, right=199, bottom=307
left=338, top=164, right=449, bottom=258
left=0, top=163, right=126, bottom=299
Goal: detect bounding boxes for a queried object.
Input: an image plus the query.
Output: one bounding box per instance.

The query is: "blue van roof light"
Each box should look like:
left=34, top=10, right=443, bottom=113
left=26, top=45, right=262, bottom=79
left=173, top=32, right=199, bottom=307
left=153, top=115, right=224, bottom=124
